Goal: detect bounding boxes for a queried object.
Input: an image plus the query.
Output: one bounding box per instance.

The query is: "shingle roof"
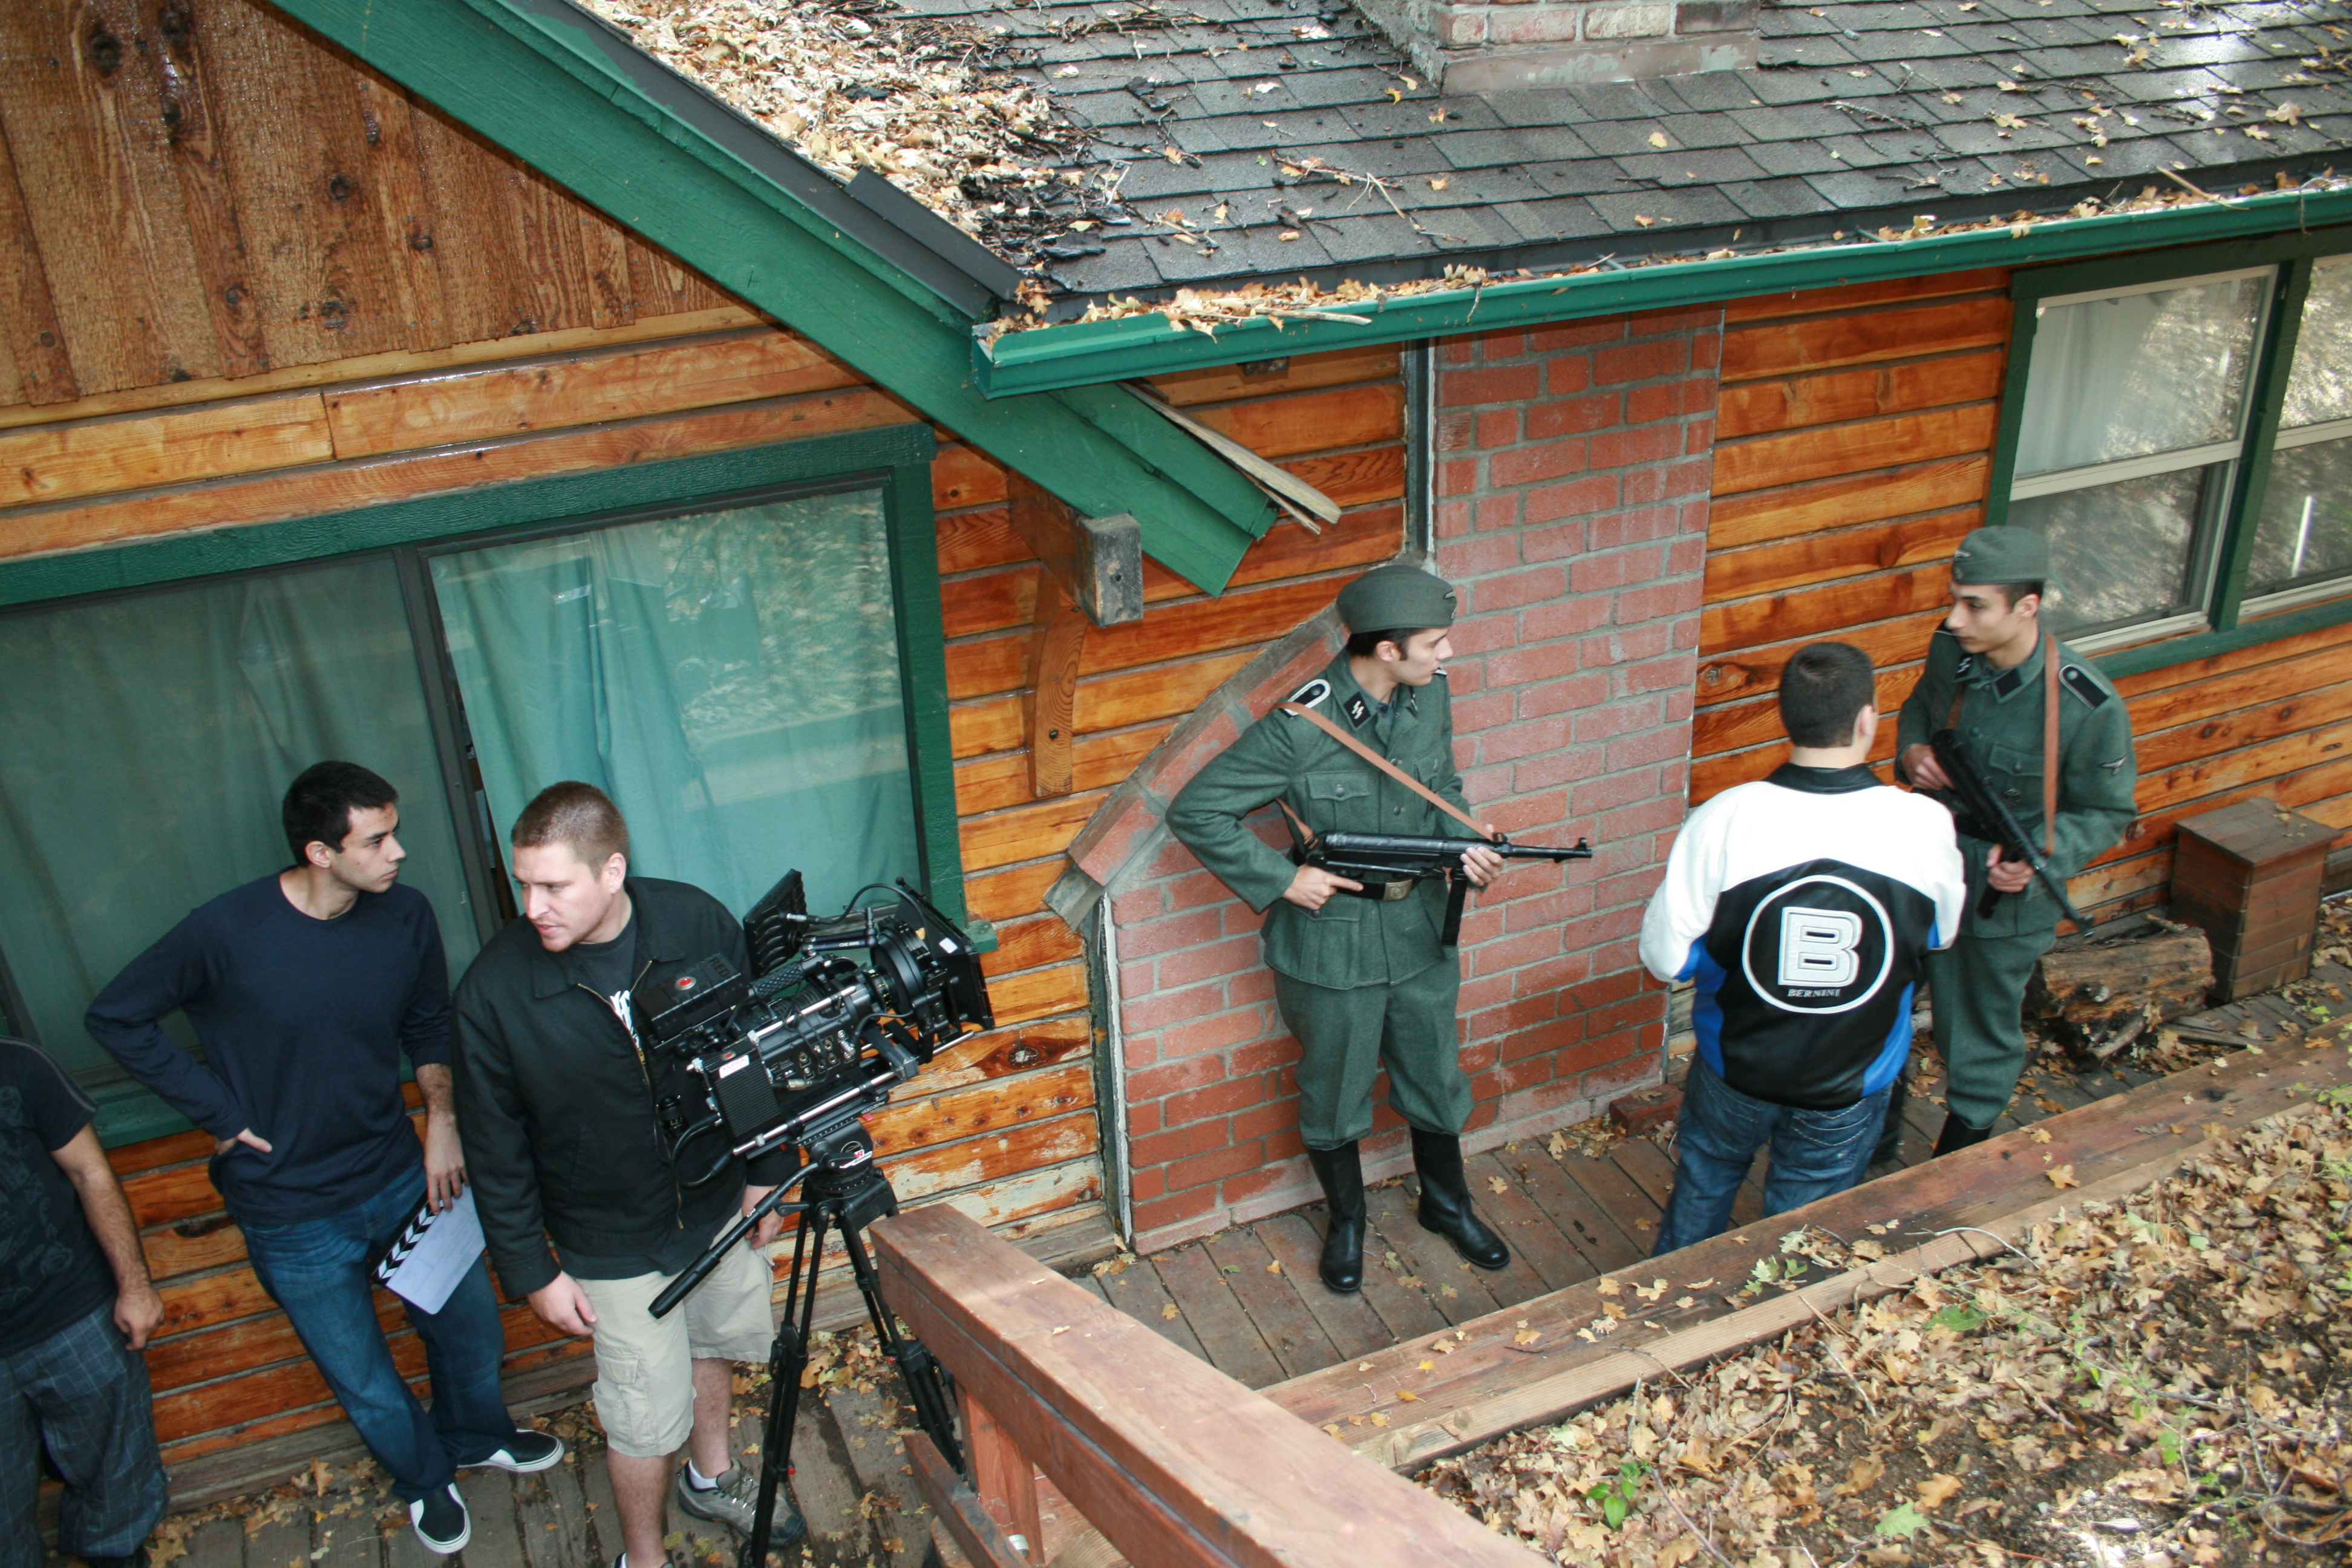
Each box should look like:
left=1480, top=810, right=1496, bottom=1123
left=904, top=0, right=2352, bottom=315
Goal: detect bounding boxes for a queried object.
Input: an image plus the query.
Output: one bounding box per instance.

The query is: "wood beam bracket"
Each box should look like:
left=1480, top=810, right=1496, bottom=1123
left=1007, top=470, right=1142, bottom=629
left=1025, top=581, right=1088, bottom=800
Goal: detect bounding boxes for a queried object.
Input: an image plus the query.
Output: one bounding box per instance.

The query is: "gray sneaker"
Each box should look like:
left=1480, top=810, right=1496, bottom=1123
left=673, top=1463, right=805, bottom=1545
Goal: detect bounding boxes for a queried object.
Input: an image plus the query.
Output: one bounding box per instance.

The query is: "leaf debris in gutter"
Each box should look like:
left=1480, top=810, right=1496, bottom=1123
left=986, top=171, right=2352, bottom=341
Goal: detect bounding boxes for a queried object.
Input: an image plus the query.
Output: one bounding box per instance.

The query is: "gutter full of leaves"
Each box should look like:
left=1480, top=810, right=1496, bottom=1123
left=973, top=174, right=2352, bottom=397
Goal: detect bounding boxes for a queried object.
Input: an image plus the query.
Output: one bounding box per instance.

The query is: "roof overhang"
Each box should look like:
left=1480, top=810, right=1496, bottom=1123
left=975, top=185, right=2352, bottom=397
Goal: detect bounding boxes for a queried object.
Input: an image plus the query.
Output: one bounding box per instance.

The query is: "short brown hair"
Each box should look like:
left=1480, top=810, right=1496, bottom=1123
left=512, top=781, right=630, bottom=867
left=1778, top=641, right=1875, bottom=749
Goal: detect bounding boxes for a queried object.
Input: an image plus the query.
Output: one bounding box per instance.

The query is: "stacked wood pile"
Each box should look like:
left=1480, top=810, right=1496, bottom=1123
left=2026, top=921, right=2213, bottom=1061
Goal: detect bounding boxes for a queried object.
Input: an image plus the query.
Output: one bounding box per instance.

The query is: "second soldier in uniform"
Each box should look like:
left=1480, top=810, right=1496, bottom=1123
left=1892, top=527, right=2138, bottom=1155
left=1168, top=564, right=1510, bottom=1295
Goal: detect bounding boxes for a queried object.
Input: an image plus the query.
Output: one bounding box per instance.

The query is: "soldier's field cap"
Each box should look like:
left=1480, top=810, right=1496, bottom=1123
left=1336, top=563, right=1457, bottom=633
left=1950, top=526, right=2056, bottom=590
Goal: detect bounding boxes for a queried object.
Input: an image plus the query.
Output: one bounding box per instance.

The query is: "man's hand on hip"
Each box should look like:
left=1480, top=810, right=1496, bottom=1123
left=528, top=1272, right=599, bottom=1337
left=1281, top=864, right=1363, bottom=910
left=214, top=1128, right=272, bottom=1157
left=1901, top=743, right=1952, bottom=791
left=423, top=1112, right=467, bottom=1213
left=743, top=1184, right=786, bottom=1248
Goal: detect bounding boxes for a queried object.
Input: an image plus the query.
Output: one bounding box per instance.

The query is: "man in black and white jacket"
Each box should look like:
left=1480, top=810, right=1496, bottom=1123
left=1640, top=642, right=1966, bottom=1254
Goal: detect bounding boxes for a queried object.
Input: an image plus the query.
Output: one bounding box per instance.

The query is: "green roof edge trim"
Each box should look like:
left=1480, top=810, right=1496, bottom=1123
left=977, top=186, right=2352, bottom=396
left=274, top=0, right=1271, bottom=593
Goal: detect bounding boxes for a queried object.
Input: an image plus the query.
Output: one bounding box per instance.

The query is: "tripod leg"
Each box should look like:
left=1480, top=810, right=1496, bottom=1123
left=836, top=1222, right=965, bottom=1476
left=741, top=1212, right=823, bottom=1568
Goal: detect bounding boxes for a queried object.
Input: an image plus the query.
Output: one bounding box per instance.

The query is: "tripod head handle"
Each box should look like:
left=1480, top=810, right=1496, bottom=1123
left=649, top=1165, right=808, bottom=1320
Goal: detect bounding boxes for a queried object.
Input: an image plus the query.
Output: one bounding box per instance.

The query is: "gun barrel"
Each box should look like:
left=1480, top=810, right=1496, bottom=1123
left=1317, top=831, right=1593, bottom=861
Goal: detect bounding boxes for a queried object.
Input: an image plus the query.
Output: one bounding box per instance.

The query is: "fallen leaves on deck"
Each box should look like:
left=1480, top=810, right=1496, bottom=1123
left=1423, top=1084, right=2352, bottom=1563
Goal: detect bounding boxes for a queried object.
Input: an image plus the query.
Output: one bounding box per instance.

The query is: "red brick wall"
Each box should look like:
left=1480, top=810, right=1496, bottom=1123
left=1064, top=308, right=1722, bottom=1252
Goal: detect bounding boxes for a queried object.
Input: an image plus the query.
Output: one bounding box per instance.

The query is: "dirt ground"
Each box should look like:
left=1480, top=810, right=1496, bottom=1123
left=1421, top=1063, right=2352, bottom=1567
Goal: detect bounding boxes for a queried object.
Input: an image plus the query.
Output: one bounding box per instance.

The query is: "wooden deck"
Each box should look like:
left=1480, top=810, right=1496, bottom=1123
left=107, top=952, right=2344, bottom=1568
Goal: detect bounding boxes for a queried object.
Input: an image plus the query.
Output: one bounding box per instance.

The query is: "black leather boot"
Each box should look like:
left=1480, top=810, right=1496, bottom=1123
left=1305, top=1143, right=1366, bottom=1293
left=1410, top=1128, right=1510, bottom=1270
left=1869, top=1070, right=1908, bottom=1166
left=1933, top=1112, right=1993, bottom=1157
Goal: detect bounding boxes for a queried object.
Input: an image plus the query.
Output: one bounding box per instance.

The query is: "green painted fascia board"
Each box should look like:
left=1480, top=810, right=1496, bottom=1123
left=275, top=0, right=1269, bottom=592
left=978, top=185, right=2352, bottom=396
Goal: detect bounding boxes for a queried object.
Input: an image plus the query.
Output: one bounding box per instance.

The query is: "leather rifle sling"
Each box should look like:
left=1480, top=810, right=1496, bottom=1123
left=2042, top=630, right=2059, bottom=858
left=1275, top=699, right=1498, bottom=841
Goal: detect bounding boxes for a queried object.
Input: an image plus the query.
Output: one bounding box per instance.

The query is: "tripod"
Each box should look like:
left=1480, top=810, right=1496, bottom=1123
left=655, top=1120, right=964, bottom=1568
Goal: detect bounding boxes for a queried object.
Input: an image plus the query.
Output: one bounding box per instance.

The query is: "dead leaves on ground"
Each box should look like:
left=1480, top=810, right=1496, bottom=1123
left=1425, top=1089, right=2352, bottom=1563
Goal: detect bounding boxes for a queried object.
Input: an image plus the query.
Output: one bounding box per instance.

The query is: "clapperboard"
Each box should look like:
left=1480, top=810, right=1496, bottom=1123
left=372, top=1187, right=486, bottom=1315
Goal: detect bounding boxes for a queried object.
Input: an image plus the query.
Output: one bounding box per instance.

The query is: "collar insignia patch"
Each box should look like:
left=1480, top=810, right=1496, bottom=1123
left=1993, top=667, right=2023, bottom=697
left=1343, top=693, right=1371, bottom=727
left=1281, top=678, right=1331, bottom=714
left=2061, top=667, right=2111, bottom=709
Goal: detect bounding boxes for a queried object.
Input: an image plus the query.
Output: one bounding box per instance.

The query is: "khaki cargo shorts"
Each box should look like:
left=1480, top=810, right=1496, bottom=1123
left=573, top=1237, right=776, bottom=1458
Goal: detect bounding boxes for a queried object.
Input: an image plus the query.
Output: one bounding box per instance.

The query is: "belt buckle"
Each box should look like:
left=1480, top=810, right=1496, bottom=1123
left=1380, top=878, right=1414, bottom=901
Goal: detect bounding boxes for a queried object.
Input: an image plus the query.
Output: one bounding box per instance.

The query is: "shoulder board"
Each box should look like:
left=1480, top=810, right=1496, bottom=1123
left=1281, top=678, right=1330, bottom=713
left=2060, top=666, right=2111, bottom=710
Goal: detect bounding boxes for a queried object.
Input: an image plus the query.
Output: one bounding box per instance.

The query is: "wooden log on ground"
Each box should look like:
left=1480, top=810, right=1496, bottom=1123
left=2027, top=924, right=2213, bottom=1060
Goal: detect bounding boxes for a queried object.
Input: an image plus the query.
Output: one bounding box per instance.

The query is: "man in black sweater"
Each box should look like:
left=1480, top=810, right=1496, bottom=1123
left=452, top=782, right=799, bottom=1568
left=87, top=762, right=559, bottom=1558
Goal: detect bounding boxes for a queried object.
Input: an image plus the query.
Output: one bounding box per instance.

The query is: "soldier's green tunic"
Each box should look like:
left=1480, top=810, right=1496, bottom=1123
left=1166, top=655, right=1483, bottom=1149
left=1894, top=627, right=2138, bottom=1129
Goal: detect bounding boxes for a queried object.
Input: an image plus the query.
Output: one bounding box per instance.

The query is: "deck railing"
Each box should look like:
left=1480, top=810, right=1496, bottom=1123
left=868, top=1204, right=1540, bottom=1568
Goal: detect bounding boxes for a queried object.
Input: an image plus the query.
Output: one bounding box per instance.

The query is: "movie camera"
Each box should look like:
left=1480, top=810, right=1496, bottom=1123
left=634, top=871, right=995, bottom=1186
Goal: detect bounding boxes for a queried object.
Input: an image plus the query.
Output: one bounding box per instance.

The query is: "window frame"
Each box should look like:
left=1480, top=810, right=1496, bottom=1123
left=0, top=423, right=973, bottom=1145
left=1988, top=224, right=2352, bottom=676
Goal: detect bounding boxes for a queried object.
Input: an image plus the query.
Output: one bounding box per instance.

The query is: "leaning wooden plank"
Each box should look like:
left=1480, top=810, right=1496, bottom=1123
left=905, top=1429, right=1030, bottom=1568
left=1263, top=1037, right=2352, bottom=1472
left=1129, top=385, right=1340, bottom=529
left=871, top=1205, right=1543, bottom=1568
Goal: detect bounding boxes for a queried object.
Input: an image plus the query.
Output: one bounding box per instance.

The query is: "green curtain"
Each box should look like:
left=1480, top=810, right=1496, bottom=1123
left=0, top=554, right=479, bottom=1076
left=427, top=487, right=920, bottom=920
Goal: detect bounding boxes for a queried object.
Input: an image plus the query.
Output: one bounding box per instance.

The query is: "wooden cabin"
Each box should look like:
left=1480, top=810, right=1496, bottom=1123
left=4, top=0, right=2349, bottom=1500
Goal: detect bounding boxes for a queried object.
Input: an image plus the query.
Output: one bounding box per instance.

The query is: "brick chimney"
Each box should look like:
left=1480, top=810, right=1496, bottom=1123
left=1356, top=0, right=1757, bottom=93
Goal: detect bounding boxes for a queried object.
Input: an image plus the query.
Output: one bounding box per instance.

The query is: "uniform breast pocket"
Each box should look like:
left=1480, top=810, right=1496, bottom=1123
left=1304, top=770, right=1380, bottom=833
left=1985, top=741, right=2038, bottom=805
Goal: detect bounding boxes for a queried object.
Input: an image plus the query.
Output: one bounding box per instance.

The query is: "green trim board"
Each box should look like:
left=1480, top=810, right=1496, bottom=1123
left=976, top=186, right=2352, bottom=397
left=1986, top=224, right=2352, bottom=669
left=272, top=0, right=1272, bottom=593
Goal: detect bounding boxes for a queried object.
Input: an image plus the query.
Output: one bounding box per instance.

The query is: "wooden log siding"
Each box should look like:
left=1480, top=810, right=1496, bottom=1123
left=1696, top=267, right=2352, bottom=921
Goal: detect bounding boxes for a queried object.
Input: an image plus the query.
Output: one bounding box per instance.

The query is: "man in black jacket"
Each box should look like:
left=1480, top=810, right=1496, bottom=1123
left=453, top=783, right=800, bottom=1568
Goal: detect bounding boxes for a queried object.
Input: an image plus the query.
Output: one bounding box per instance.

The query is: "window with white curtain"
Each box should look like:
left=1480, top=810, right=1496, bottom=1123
left=2006, top=267, right=2271, bottom=644
left=1999, top=240, right=2352, bottom=653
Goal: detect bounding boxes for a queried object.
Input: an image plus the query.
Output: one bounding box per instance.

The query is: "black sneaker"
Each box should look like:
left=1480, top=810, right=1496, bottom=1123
left=474, top=1428, right=566, bottom=1472
left=410, top=1482, right=472, bottom=1555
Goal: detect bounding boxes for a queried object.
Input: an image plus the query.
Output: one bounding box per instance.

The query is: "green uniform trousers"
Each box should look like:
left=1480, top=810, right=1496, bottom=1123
left=1274, top=961, right=1470, bottom=1151
left=1922, top=925, right=2058, bottom=1132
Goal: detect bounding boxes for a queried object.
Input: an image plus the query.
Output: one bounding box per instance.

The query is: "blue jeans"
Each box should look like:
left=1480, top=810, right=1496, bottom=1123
left=1652, top=1059, right=1890, bottom=1256
left=240, top=1168, right=518, bottom=1501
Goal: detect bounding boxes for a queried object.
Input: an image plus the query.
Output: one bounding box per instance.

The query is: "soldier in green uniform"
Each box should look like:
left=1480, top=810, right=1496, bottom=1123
left=1166, top=564, right=1511, bottom=1295
left=1890, top=528, right=2138, bottom=1155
